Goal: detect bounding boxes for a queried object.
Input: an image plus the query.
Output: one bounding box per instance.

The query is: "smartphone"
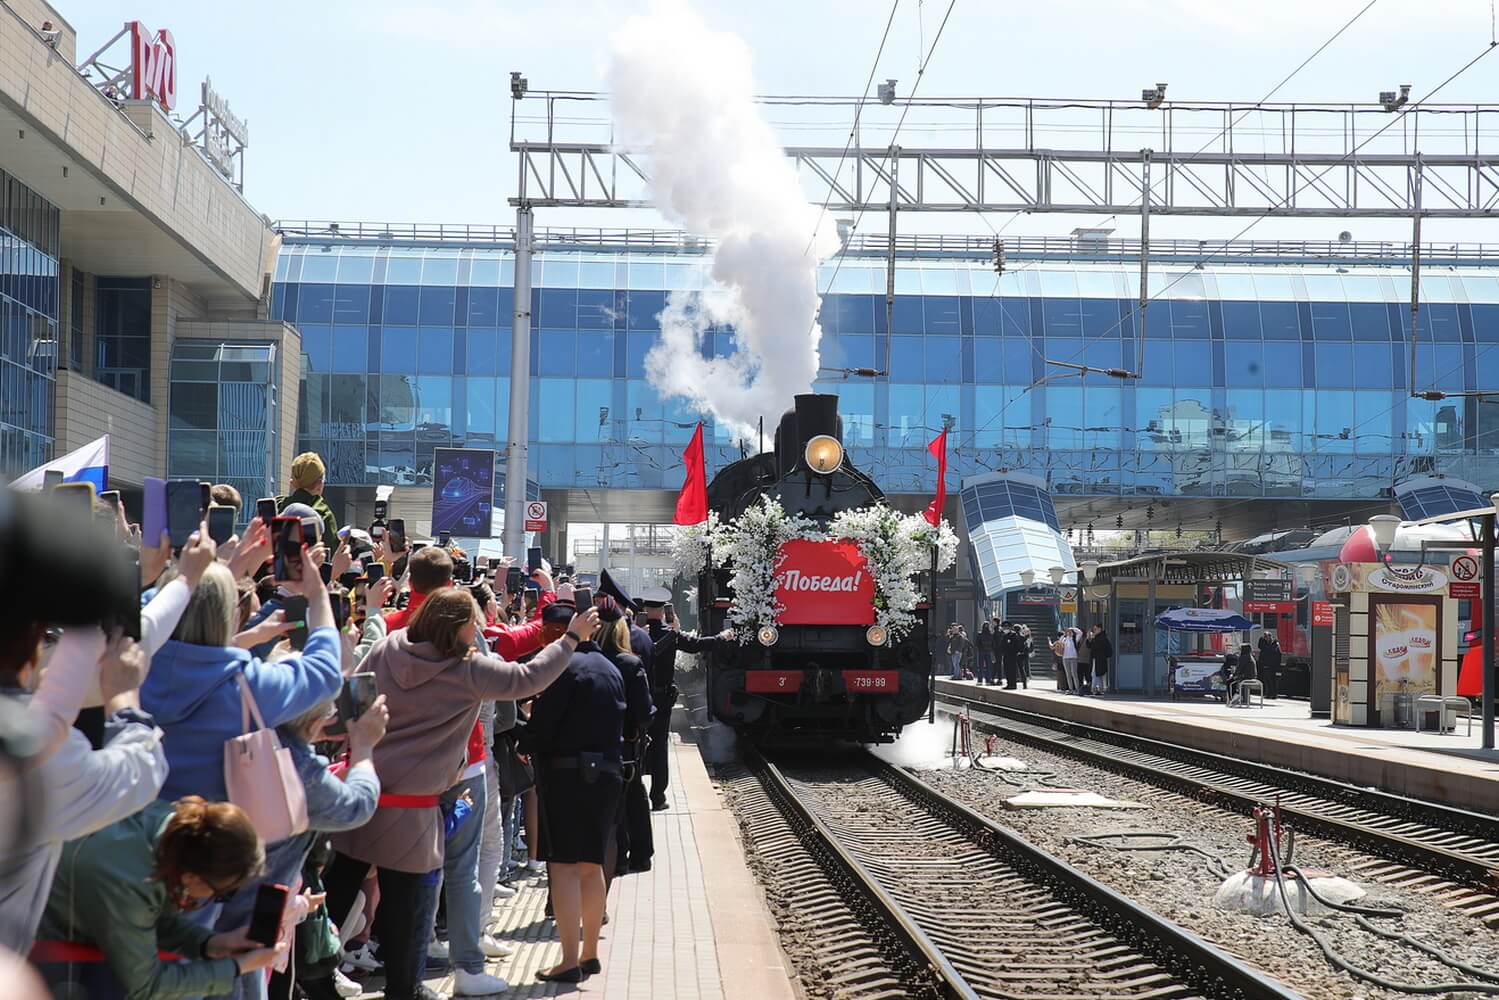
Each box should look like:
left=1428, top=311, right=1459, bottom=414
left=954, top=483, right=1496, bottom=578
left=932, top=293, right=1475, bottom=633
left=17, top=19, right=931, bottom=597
left=573, top=586, right=593, bottom=610
left=54, top=481, right=96, bottom=510
left=453, top=560, right=472, bottom=584
left=282, top=595, right=309, bottom=650
left=207, top=505, right=236, bottom=545
left=247, top=883, right=290, bottom=948
left=256, top=497, right=277, bottom=527
left=365, top=561, right=385, bottom=583
left=373, top=500, right=388, bottom=520
left=527, top=546, right=542, bottom=573
left=272, top=516, right=304, bottom=583
left=99, top=490, right=122, bottom=512
left=164, top=480, right=208, bottom=548
left=300, top=516, right=322, bottom=548
left=114, top=548, right=142, bottom=642
left=142, top=477, right=167, bottom=546
left=438, top=530, right=451, bottom=548
left=318, top=561, right=332, bottom=587
left=370, top=520, right=386, bottom=540
left=42, top=469, right=64, bottom=490
left=330, top=591, right=351, bottom=630
left=505, top=566, right=524, bottom=595
left=327, top=671, right=378, bottom=736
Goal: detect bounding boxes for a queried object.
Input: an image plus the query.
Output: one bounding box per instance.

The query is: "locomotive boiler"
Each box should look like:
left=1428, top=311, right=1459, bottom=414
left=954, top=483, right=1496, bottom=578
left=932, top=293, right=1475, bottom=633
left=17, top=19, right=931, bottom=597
left=695, top=393, right=934, bottom=743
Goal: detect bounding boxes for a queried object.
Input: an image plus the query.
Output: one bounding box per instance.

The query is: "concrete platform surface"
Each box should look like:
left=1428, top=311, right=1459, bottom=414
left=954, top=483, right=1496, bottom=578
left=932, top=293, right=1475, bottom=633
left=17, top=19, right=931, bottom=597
left=936, top=679, right=1499, bottom=811
left=351, top=734, right=796, bottom=999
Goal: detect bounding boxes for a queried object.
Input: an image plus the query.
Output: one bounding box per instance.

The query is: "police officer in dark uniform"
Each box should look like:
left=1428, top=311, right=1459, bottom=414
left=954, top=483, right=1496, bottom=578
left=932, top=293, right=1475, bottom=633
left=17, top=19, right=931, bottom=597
left=640, top=586, right=732, bottom=810
left=595, top=570, right=655, bottom=873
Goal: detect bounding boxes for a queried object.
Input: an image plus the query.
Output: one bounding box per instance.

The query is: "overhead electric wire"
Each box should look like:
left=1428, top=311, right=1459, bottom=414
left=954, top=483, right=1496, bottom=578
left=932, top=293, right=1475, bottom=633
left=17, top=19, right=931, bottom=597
left=802, top=0, right=902, bottom=258
left=964, top=37, right=1499, bottom=448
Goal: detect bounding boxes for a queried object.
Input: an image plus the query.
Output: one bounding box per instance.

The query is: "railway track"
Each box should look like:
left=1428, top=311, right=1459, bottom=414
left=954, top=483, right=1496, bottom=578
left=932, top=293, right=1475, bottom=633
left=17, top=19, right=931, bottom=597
left=935, top=691, right=1499, bottom=926
left=736, top=746, right=1299, bottom=1000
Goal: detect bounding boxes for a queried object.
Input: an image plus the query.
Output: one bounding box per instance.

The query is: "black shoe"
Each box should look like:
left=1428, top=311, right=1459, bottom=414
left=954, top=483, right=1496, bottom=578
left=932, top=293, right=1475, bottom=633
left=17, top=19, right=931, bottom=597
left=414, top=987, right=447, bottom=1000
left=538, top=966, right=584, bottom=983
left=651, top=798, right=668, bottom=811
left=581, top=958, right=602, bottom=976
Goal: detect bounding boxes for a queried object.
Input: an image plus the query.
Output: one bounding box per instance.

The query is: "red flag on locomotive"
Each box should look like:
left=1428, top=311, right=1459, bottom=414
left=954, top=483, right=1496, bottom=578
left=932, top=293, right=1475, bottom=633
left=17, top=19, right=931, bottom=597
left=923, top=427, right=948, bottom=526
left=674, top=421, right=709, bottom=525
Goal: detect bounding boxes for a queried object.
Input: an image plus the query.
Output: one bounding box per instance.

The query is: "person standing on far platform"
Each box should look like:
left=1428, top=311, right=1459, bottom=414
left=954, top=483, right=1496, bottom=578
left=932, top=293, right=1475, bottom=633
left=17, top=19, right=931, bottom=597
left=1089, top=624, right=1113, bottom=694
left=1059, top=628, right=1081, bottom=693
left=1075, top=626, right=1093, bottom=695
left=975, top=622, right=995, bottom=685
left=945, top=625, right=970, bottom=680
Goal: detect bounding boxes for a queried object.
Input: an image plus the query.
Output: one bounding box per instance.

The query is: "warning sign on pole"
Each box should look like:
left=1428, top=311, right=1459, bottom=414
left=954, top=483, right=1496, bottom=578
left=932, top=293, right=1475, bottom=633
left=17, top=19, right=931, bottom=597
left=1450, top=555, right=1479, bottom=582
left=523, top=500, right=548, bottom=533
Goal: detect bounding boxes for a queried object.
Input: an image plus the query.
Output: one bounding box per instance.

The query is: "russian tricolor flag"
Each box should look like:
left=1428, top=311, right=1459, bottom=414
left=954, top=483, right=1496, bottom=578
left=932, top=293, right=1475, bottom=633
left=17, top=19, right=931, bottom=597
left=9, top=436, right=110, bottom=493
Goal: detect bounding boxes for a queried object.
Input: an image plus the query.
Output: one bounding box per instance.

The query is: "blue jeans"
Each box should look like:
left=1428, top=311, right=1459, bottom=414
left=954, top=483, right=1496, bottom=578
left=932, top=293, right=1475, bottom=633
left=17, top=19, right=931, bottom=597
left=440, top=773, right=488, bottom=974
left=949, top=651, right=964, bottom=678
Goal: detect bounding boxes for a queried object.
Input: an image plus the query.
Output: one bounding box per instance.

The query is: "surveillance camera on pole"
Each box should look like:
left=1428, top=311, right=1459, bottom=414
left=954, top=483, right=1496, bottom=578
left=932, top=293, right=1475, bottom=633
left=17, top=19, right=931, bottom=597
left=510, top=71, right=528, bottom=100
left=1142, top=83, right=1167, bottom=109
left=877, top=79, right=897, bottom=105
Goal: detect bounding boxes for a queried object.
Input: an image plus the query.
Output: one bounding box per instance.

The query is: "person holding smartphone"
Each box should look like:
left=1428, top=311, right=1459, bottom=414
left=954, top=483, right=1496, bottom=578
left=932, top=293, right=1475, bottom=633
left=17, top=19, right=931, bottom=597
left=276, top=453, right=339, bottom=555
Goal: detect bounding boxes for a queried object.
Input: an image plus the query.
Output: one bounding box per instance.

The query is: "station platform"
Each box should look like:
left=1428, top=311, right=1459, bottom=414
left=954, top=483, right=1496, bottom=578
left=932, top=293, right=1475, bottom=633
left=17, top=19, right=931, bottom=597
left=933, top=678, right=1499, bottom=810
left=377, top=734, right=796, bottom=1000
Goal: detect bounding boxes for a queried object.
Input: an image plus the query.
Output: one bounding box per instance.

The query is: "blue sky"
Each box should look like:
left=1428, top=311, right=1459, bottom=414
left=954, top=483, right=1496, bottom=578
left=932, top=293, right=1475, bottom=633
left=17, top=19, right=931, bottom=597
left=58, top=0, right=1499, bottom=244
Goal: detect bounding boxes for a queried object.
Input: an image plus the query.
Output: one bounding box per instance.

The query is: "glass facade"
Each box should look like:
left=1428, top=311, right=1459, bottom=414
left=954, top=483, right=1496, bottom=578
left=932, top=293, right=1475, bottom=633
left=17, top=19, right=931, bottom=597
left=94, top=276, right=152, bottom=402
left=961, top=474, right=1075, bottom=597
left=0, top=167, right=59, bottom=478
left=272, top=240, right=1499, bottom=500
left=167, top=341, right=282, bottom=519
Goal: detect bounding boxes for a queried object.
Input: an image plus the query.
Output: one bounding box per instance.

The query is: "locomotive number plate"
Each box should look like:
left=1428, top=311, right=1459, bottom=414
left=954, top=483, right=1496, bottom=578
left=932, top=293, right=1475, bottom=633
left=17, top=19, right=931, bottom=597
left=745, top=670, right=803, bottom=694
left=841, top=670, right=899, bottom=692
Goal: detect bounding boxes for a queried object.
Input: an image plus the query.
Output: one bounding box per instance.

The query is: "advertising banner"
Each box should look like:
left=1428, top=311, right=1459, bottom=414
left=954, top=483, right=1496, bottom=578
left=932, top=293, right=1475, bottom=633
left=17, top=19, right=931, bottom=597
left=1372, top=601, right=1438, bottom=700
left=431, top=448, right=495, bottom=538
left=1331, top=563, right=1447, bottom=595
left=775, top=540, right=875, bottom=626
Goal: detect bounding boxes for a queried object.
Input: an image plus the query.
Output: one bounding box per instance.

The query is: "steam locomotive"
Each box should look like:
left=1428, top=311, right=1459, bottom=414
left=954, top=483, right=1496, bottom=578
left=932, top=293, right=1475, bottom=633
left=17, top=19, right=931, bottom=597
left=696, top=394, right=934, bottom=744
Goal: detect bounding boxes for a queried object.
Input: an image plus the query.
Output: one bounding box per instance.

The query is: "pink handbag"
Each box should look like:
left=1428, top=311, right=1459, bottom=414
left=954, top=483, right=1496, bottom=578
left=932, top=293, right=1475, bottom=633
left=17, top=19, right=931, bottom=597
left=224, top=675, right=308, bottom=842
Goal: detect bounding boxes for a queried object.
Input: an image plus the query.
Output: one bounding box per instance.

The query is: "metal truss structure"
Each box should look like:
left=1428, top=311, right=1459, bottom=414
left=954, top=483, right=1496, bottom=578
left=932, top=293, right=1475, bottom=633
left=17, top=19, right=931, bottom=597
left=510, top=94, right=1499, bottom=218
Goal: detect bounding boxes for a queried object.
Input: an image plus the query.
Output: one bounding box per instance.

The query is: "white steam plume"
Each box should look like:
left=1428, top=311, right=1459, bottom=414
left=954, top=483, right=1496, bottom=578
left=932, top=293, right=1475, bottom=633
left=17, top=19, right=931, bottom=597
left=608, top=0, right=838, bottom=445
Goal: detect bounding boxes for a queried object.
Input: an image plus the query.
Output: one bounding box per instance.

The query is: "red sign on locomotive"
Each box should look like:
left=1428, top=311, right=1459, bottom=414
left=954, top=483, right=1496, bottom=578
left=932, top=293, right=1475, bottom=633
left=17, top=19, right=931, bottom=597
left=775, top=539, right=876, bottom=625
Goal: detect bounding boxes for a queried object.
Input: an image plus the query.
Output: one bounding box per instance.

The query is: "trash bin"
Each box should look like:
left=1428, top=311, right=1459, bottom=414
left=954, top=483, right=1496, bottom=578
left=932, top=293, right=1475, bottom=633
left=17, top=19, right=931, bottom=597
left=1393, top=691, right=1415, bottom=728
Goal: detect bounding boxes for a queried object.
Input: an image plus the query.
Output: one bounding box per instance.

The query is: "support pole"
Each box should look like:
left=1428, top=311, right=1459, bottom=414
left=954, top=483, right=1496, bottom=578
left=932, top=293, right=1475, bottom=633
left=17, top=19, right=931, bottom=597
left=1483, top=508, right=1495, bottom=749
left=1410, top=154, right=1423, bottom=394
left=1139, top=149, right=1152, bottom=344
left=886, top=146, right=899, bottom=351
left=502, top=205, right=534, bottom=561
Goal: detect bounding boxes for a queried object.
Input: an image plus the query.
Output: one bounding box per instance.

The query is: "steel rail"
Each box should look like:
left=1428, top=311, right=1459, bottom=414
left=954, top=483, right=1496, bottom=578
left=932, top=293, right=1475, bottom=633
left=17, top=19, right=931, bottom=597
left=936, top=691, right=1499, bottom=890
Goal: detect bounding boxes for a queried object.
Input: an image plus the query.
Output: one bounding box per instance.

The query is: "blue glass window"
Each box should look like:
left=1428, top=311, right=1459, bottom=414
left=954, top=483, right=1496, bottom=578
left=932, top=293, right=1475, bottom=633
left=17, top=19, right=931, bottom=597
left=576, top=290, right=614, bottom=330
left=836, top=334, right=876, bottom=370
left=1143, top=301, right=1173, bottom=339
left=925, top=336, right=961, bottom=382
left=380, top=329, right=417, bottom=374
left=538, top=378, right=575, bottom=442
left=577, top=332, right=613, bottom=377
left=574, top=380, right=613, bottom=443
left=1221, top=301, right=1261, bottom=340
left=1046, top=386, right=1084, bottom=448
left=891, top=297, right=924, bottom=334
left=1314, top=390, right=1355, bottom=452
left=625, top=332, right=655, bottom=377
left=1352, top=341, right=1392, bottom=388
left=384, top=254, right=423, bottom=284
left=972, top=296, right=1002, bottom=335
left=300, top=254, right=338, bottom=282
left=298, top=285, right=335, bottom=324
left=1079, top=299, right=1119, bottom=339
left=1314, top=343, right=1354, bottom=388
left=973, top=385, right=1028, bottom=447
left=465, top=327, right=498, bottom=376
left=1041, top=299, right=1083, bottom=338
left=299, top=324, right=332, bottom=373
left=1349, top=302, right=1389, bottom=341
left=924, top=296, right=961, bottom=333
left=467, top=287, right=501, bottom=326
left=1083, top=387, right=1121, bottom=447
left=1433, top=343, right=1465, bottom=391
left=537, top=289, right=578, bottom=327
left=1001, top=339, right=1035, bottom=384
left=1224, top=342, right=1263, bottom=387
left=834, top=382, right=875, bottom=445
left=538, top=330, right=576, bottom=376
left=418, top=287, right=456, bottom=326
left=997, top=298, right=1029, bottom=337
left=1170, top=300, right=1210, bottom=339
left=1141, top=341, right=1173, bottom=386
left=1262, top=341, right=1301, bottom=387
left=1173, top=341, right=1211, bottom=386
left=421, top=256, right=459, bottom=285
left=627, top=290, right=666, bottom=330
left=1264, top=390, right=1303, bottom=451
left=1310, top=302, right=1352, bottom=340
left=331, top=326, right=366, bottom=373
left=1084, top=336, right=1122, bottom=374
left=336, top=254, right=375, bottom=284
left=464, top=377, right=498, bottom=442
left=1135, top=388, right=1174, bottom=449
left=890, top=336, right=923, bottom=377
left=384, top=286, right=419, bottom=325
left=973, top=339, right=1002, bottom=383
left=333, top=286, right=370, bottom=324
left=1354, top=391, right=1393, bottom=454
left=887, top=384, right=925, bottom=446
left=1259, top=301, right=1300, bottom=340
left=417, top=328, right=454, bottom=375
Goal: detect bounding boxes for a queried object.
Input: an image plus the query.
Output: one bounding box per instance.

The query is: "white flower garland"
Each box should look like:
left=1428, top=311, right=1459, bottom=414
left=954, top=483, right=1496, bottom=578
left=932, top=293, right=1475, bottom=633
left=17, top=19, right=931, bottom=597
left=672, top=496, right=957, bottom=643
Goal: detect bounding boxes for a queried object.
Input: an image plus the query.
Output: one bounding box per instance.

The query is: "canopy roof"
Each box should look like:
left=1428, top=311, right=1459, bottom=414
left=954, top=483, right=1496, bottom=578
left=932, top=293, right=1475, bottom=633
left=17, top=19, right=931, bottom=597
left=1090, top=550, right=1291, bottom=586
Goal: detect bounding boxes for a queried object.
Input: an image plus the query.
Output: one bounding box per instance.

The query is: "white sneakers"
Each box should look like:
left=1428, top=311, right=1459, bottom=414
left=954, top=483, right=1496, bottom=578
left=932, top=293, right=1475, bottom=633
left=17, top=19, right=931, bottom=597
left=523, top=859, right=545, bottom=873
left=331, top=967, right=361, bottom=998
left=341, top=941, right=381, bottom=972
left=453, top=968, right=511, bottom=996
left=493, top=881, right=516, bottom=900
left=479, top=933, right=516, bottom=958
left=427, top=937, right=449, bottom=962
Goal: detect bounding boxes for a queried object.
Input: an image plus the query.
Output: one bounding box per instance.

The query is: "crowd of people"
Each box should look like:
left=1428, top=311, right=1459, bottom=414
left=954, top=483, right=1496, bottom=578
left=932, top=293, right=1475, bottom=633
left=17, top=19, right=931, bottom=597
left=946, top=618, right=1116, bottom=695
left=0, top=450, right=721, bottom=1000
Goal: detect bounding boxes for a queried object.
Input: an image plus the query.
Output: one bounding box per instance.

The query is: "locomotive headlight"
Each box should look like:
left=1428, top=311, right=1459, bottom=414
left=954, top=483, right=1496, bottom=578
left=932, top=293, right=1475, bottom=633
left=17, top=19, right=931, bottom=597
left=804, top=435, right=843, bottom=475
left=865, top=624, right=888, bottom=646
left=757, top=624, right=779, bottom=647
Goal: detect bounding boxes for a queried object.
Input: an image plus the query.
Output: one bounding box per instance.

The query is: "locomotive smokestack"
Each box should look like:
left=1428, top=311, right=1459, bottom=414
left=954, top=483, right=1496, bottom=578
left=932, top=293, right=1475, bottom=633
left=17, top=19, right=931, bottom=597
left=774, top=393, right=842, bottom=479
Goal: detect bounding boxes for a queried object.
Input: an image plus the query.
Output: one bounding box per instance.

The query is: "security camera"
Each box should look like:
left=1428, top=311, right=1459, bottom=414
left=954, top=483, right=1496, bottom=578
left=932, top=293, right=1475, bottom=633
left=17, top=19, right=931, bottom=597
left=877, top=79, right=898, bottom=105
left=1142, top=83, right=1167, bottom=110
left=510, top=71, right=528, bottom=100
left=1380, top=84, right=1410, bottom=112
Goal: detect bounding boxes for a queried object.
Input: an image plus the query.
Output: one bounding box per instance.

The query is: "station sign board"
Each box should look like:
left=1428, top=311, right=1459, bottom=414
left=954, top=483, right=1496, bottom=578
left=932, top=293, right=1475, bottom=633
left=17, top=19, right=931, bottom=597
left=1019, top=592, right=1058, bottom=605
left=1311, top=600, right=1334, bottom=627
left=1245, top=579, right=1293, bottom=603
left=1245, top=600, right=1296, bottom=614
left=1330, top=563, right=1448, bottom=595
left=129, top=21, right=176, bottom=111
left=1449, top=581, right=1481, bottom=600
left=523, top=500, right=548, bottom=532
left=1450, top=556, right=1479, bottom=583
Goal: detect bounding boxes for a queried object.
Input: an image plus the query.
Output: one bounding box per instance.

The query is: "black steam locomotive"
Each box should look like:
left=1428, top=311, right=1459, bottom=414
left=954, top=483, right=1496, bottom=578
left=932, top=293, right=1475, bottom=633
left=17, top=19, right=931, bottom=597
left=696, top=394, right=934, bottom=744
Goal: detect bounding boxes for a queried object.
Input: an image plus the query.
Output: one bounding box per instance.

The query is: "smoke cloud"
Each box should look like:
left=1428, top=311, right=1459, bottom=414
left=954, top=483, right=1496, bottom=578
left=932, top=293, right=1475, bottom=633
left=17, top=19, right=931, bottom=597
left=608, top=0, right=837, bottom=445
